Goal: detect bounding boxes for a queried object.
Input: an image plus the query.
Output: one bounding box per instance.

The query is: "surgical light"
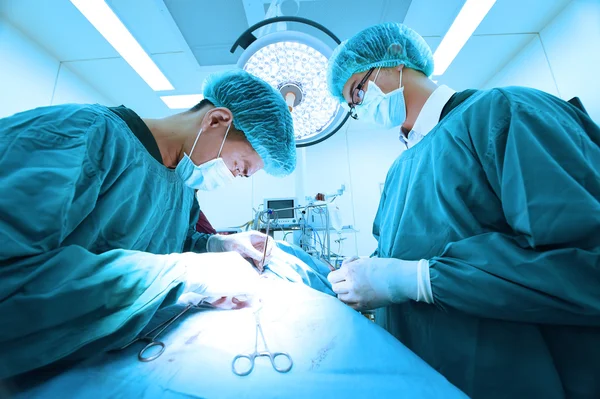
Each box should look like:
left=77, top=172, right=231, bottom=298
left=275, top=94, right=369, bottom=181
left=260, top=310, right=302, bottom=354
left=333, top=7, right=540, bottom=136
left=433, top=0, right=497, bottom=75
left=231, top=17, right=349, bottom=147
left=69, top=0, right=174, bottom=91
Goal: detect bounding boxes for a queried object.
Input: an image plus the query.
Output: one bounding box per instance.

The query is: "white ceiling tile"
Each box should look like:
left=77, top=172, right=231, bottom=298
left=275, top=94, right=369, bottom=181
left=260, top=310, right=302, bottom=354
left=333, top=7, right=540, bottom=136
left=164, top=0, right=248, bottom=48
left=435, top=33, right=537, bottom=90
left=475, top=0, right=572, bottom=34
left=403, top=0, right=466, bottom=36
left=152, top=52, right=235, bottom=92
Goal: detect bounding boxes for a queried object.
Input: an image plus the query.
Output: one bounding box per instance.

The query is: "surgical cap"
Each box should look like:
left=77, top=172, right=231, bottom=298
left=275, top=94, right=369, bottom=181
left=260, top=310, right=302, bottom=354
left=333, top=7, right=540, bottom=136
left=202, top=69, right=296, bottom=176
left=327, top=22, right=434, bottom=103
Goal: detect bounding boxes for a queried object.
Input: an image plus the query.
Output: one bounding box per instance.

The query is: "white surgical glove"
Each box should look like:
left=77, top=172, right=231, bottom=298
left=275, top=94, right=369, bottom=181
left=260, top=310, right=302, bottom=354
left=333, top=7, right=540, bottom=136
left=207, top=231, right=274, bottom=271
left=181, top=251, right=260, bottom=298
left=327, top=257, right=433, bottom=311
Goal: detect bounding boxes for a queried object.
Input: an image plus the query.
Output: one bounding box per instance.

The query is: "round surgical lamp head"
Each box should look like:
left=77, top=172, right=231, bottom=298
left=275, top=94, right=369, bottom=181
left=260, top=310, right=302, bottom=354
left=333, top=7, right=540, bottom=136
left=231, top=17, right=349, bottom=147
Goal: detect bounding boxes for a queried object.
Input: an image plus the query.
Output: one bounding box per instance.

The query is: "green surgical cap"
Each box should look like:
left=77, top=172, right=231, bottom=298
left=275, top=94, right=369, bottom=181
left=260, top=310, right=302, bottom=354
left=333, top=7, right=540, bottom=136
left=327, top=22, right=434, bottom=103
left=202, top=69, right=296, bottom=176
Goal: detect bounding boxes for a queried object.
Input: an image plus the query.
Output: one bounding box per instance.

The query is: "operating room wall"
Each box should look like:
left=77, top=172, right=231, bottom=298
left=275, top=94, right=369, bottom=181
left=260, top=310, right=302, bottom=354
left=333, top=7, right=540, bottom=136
left=484, top=0, right=600, bottom=123
left=0, top=18, right=113, bottom=119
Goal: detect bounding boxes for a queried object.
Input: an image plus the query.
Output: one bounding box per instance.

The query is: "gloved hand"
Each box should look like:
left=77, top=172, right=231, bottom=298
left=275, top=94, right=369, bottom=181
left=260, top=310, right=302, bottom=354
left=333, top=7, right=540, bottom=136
left=207, top=231, right=274, bottom=272
left=327, top=256, right=432, bottom=311
left=181, top=251, right=260, bottom=299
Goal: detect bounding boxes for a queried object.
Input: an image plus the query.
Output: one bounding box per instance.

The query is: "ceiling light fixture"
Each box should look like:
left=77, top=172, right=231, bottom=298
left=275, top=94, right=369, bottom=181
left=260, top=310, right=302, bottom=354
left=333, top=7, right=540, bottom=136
left=433, top=0, right=497, bottom=75
left=70, top=0, right=174, bottom=91
left=160, top=94, right=205, bottom=109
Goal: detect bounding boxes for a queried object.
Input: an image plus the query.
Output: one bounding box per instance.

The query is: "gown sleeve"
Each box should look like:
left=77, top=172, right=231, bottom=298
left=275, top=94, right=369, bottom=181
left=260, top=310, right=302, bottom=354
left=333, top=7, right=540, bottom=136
left=429, top=88, right=600, bottom=325
left=0, top=105, right=188, bottom=378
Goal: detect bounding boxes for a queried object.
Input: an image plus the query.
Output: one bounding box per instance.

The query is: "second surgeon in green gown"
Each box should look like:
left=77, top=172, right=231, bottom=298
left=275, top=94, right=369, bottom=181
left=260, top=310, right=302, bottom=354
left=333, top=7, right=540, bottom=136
left=327, top=22, right=600, bottom=398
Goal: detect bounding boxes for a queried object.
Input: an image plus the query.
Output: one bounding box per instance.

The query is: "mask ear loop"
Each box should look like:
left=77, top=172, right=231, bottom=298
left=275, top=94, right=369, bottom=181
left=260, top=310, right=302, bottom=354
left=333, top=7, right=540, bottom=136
left=399, top=67, right=404, bottom=90
left=189, top=128, right=203, bottom=157
left=189, top=122, right=231, bottom=159
left=373, top=66, right=382, bottom=84
left=217, top=124, right=232, bottom=158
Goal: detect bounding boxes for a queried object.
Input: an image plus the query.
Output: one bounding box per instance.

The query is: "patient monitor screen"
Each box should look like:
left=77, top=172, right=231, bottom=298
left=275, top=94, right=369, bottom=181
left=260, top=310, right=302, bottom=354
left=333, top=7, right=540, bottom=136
left=267, top=200, right=294, bottom=219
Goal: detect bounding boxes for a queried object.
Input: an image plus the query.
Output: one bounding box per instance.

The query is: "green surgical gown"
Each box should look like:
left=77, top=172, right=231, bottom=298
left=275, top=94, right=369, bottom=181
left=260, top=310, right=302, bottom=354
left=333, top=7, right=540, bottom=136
left=0, top=104, right=210, bottom=378
left=373, top=87, right=600, bottom=398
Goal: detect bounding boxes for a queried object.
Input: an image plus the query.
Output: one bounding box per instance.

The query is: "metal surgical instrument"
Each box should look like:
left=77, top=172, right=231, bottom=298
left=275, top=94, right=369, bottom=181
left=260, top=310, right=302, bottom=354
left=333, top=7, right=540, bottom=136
left=117, top=300, right=219, bottom=362
left=232, top=303, right=293, bottom=376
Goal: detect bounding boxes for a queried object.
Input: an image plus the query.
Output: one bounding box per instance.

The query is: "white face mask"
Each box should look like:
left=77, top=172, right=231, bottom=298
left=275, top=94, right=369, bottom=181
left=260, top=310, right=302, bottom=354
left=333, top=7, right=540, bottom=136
left=356, top=68, right=406, bottom=129
left=175, top=124, right=235, bottom=191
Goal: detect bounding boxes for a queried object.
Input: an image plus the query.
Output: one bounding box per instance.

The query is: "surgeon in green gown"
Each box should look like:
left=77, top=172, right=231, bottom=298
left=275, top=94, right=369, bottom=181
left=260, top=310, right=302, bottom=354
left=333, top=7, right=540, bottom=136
left=326, top=22, right=600, bottom=398
left=0, top=69, right=296, bottom=379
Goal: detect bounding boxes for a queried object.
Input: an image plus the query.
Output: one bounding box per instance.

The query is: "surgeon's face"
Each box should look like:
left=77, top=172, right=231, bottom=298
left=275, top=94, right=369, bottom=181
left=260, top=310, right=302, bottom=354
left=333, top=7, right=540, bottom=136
left=219, top=127, right=264, bottom=178
left=342, top=65, right=404, bottom=105
left=194, top=108, right=264, bottom=178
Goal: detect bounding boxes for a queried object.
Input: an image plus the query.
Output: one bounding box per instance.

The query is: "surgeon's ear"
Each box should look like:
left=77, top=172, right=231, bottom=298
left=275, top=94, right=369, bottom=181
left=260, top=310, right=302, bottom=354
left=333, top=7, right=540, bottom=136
left=202, top=107, right=233, bottom=129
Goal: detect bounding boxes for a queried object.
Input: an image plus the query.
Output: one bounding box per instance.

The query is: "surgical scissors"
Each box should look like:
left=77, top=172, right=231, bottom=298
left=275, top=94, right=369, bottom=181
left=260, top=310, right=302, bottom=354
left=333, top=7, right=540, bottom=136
left=117, top=301, right=218, bottom=362
left=232, top=304, right=293, bottom=376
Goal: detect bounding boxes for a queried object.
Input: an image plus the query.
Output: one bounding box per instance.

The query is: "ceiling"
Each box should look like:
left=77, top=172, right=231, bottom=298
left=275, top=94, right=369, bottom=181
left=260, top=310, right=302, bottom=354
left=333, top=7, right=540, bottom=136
left=0, top=0, right=572, bottom=118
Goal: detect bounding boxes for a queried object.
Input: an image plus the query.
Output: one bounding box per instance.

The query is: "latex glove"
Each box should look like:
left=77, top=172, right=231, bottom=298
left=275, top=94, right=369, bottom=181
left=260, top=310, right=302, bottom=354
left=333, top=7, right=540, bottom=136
left=327, top=256, right=432, bottom=311
left=182, top=251, right=260, bottom=299
left=207, top=231, right=274, bottom=272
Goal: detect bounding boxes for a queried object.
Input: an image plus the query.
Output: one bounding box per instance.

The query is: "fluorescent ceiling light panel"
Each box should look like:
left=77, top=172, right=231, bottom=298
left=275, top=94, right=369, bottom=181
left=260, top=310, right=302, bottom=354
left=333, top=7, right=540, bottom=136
left=433, top=0, right=497, bottom=75
left=70, top=0, right=174, bottom=91
left=161, top=94, right=204, bottom=109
